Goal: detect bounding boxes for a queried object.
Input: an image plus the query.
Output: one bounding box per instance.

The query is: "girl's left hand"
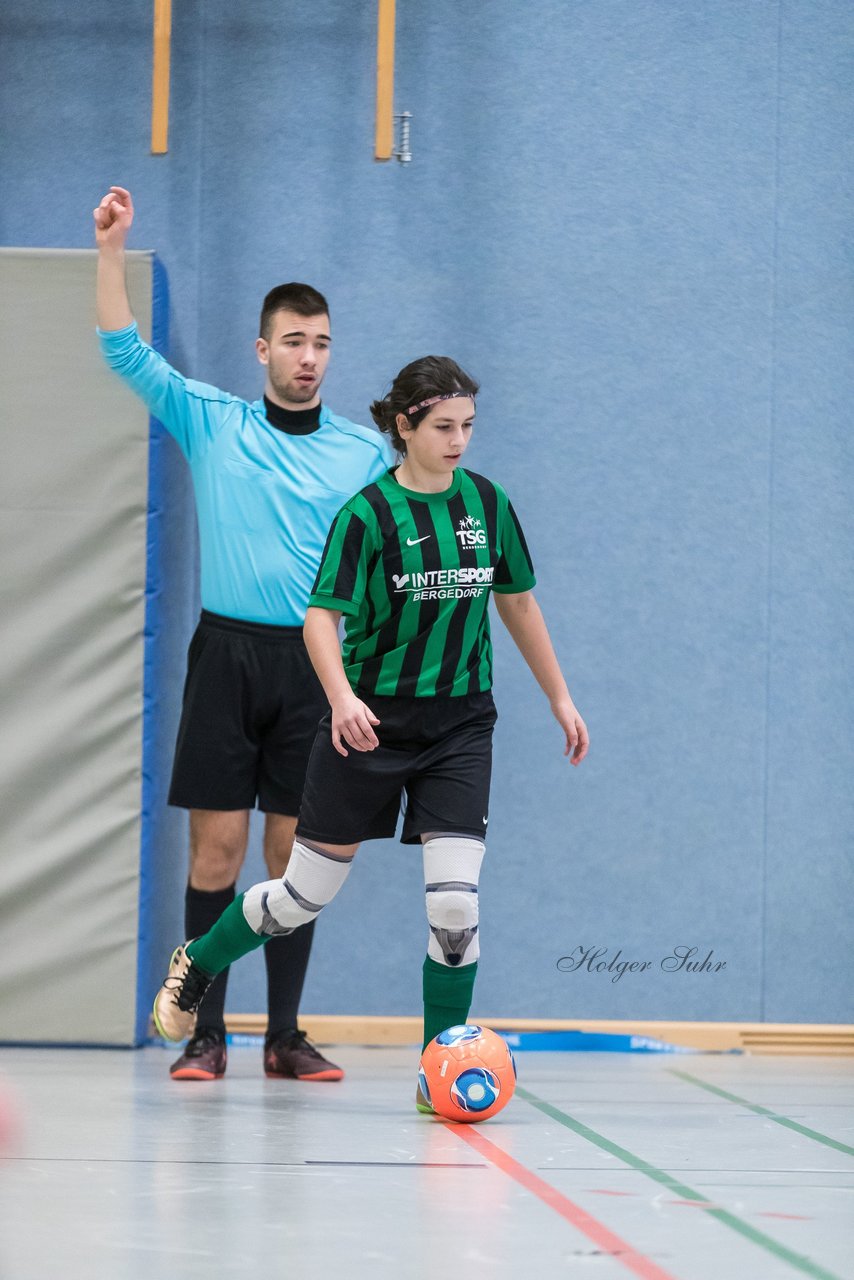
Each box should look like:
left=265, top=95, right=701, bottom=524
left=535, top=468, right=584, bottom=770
left=552, top=699, right=589, bottom=765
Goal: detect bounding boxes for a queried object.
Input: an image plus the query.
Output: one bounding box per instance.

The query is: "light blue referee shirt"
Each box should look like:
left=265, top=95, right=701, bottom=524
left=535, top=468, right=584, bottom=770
left=99, top=323, right=392, bottom=625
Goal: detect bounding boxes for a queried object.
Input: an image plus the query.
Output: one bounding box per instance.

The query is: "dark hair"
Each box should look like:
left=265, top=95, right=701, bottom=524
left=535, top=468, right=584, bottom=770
left=259, top=283, right=329, bottom=339
left=370, top=356, right=479, bottom=453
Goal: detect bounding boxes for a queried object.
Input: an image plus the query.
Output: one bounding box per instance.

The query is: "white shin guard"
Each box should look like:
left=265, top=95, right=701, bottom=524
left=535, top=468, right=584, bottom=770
left=423, top=833, right=485, bottom=967
left=243, top=839, right=354, bottom=938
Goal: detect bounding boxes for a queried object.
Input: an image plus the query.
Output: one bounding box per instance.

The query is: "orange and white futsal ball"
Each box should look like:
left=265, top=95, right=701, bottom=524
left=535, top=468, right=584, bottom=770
left=418, top=1024, right=517, bottom=1122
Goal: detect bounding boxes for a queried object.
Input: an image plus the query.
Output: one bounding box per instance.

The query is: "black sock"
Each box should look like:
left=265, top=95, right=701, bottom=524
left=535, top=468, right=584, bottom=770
left=185, top=883, right=236, bottom=1035
left=264, top=919, right=316, bottom=1037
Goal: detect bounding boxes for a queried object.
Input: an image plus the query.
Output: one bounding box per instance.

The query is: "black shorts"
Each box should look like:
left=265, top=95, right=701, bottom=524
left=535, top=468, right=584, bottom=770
left=168, top=610, right=327, bottom=814
left=296, top=691, right=497, bottom=846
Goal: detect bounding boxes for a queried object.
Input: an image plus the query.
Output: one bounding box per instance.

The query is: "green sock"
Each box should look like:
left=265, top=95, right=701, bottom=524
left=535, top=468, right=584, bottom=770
left=185, top=893, right=266, bottom=975
left=422, top=955, right=478, bottom=1050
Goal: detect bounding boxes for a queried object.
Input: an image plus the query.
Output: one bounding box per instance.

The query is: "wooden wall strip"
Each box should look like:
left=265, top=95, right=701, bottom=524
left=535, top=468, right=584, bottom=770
left=375, top=0, right=395, bottom=161
left=151, top=0, right=172, bottom=154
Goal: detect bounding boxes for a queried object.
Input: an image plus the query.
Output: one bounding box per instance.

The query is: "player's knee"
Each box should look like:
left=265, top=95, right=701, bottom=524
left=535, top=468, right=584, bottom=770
left=243, top=838, right=355, bottom=938
left=423, top=835, right=485, bottom=967
left=426, top=884, right=480, bottom=966
left=242, top=876, right=317, bottom=937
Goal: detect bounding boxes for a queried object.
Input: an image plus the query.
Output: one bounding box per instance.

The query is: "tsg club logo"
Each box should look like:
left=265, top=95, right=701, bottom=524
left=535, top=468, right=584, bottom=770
left=456, top=515, right=487, bottom=548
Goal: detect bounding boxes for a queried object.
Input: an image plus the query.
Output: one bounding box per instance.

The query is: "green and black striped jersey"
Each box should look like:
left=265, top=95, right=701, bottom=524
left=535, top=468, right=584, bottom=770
left=309, top=467, right=536, bottom=697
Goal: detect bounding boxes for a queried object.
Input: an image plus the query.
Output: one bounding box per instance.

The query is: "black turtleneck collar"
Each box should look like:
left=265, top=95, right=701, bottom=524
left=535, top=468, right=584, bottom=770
left=264, top=396, right=323, bottom=436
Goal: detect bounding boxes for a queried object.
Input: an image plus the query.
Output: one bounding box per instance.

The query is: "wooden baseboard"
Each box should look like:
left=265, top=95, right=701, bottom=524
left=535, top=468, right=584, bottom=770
left=223, top=1015, right=854, bottom=1055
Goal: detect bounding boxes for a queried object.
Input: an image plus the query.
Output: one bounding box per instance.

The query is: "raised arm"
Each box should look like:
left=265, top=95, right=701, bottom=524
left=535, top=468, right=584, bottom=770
left=303, top=607, right=381, bottom=758
left=93, top=186, right=236, bottom=455
left=493, top=590, right=589, bottom=765
left=93, top=186, right=134, bottom=331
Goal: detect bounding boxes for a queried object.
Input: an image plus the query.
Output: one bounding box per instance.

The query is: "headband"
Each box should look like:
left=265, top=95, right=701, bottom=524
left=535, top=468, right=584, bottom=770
left=405, top=392, right=473, bottom=416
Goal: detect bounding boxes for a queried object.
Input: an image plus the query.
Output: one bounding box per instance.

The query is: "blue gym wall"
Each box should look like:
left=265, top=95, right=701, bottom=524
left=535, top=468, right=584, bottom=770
left=2, top=1, right=852, bottom=1027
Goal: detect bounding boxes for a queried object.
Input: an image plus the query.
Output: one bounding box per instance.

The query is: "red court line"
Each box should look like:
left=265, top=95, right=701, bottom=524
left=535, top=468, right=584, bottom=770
left=444, top=1122, right=682, bottom=1280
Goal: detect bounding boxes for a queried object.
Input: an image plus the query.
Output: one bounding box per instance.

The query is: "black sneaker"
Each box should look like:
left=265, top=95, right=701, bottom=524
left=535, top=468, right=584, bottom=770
left=264, top=1029, right=344, bottom=1081
left=170, top=1027, right=227, bottom=1081
left=152, top=943, right=213, bottom=1042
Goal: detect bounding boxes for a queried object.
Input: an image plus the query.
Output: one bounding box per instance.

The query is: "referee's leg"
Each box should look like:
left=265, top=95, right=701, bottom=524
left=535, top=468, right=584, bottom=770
left=262, top=813, right=298, bottom=880
left=190, top=810, right=250, bottom=891
left=167, top=612, right=259, bottom=1080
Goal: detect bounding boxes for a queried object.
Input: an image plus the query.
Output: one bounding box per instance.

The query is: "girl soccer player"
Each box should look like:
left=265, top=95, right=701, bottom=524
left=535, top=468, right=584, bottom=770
left=153, top=356, right=589, bottom=1105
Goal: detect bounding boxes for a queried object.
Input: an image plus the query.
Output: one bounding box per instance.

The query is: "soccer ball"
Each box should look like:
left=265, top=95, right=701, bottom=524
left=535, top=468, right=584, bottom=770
left=418, top=1024, right=517, bottom=1123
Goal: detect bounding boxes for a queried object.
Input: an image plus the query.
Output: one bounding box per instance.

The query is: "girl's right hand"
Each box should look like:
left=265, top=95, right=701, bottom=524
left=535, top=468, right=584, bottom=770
left=331, top=694, right=381, bottom=757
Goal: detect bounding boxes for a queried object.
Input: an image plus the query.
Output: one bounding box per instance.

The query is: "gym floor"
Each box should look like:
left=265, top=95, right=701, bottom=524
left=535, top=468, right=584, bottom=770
left=0, top=1045, right=851, bottom=1279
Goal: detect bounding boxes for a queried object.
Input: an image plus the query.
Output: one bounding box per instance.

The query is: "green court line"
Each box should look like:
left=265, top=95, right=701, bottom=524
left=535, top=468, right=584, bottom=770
left=668, top=1071, right=854, bottom=1159
left=516, top=1085, right=844, bottom=1280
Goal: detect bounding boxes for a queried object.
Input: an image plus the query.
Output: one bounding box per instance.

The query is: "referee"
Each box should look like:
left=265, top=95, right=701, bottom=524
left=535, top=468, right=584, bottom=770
left=94, top=186, right=391, bottom=1082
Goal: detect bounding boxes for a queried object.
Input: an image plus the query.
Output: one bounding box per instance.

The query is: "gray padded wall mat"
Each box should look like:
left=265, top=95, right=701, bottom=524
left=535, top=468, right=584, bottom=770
left=0, top=249, right=152, bottom=1044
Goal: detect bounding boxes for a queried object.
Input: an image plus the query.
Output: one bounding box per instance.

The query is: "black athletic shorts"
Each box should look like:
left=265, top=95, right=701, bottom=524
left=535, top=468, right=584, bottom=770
left=296, top=691, right=497, bottom=846
left=168, top=610, right=327, bottom=815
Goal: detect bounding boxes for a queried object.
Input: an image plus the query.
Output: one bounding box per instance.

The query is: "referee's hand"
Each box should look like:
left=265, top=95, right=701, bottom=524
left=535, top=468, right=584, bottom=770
left=331, top=694, right=381, bottom=757
left=94, top=186, right=134, bottom=250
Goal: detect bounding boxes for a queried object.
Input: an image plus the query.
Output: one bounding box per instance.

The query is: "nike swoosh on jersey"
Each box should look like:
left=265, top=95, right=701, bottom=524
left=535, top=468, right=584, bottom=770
left=406, top=535, right=431, bottom=545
